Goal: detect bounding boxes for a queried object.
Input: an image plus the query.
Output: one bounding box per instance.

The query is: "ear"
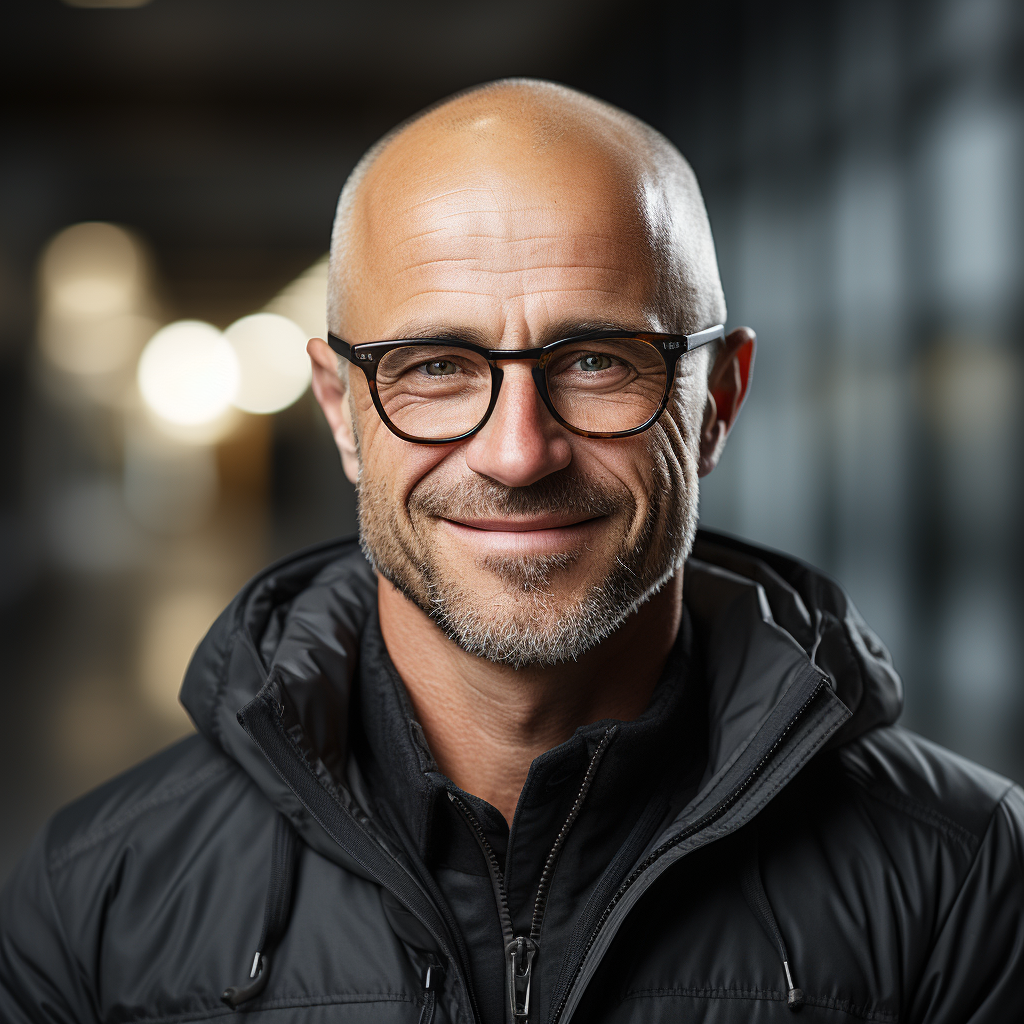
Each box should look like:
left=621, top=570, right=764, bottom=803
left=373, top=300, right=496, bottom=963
left=698, top=327, right=755, bottom=477
left=308, top=337, right=360, bottom=485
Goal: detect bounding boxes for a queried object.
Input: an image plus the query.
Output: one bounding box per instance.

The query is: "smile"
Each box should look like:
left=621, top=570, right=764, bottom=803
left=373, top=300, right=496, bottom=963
left=439, top=514, right=606, bottom=555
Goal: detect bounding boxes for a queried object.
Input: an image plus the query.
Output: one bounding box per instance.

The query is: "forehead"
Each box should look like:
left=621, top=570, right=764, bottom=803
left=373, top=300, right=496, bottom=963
left=348, top=118, right=661, bottom=336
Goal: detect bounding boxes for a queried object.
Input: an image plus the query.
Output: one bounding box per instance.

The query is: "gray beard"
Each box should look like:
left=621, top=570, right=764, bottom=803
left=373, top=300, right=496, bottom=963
left=357, top=460, right=698, bottom=669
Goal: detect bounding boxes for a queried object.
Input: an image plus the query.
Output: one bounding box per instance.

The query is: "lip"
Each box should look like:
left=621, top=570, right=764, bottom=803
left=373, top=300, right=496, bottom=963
left=439, top=514, right=606, bottom=555
left=446, top=514, right=600, bottom=532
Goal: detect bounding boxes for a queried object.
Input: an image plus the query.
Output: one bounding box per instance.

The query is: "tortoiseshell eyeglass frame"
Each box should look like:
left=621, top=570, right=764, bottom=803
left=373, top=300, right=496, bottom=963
left=326, top=324, right=725, bottom=445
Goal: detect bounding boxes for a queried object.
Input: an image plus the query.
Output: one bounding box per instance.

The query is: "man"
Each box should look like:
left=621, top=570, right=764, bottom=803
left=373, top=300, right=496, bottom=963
left=2, top=79, right=1022, bottom=1024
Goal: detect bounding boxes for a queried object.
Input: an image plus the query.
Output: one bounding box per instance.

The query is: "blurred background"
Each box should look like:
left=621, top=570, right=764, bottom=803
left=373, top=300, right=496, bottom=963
left=1, top=0, right=1022, bottom=882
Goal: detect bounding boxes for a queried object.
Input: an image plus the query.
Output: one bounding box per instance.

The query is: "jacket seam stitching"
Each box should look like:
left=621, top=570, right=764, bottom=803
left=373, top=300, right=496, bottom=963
left=117, top=992, right=419, bottom=1024
left=47, top=760, right=234, bottom=872
left=685, top=679, right=834, bottom=849
left=624, top=987, right=898, bottom=1020
left=209, top=626, right=243, bottom=750
left=735, top=695, right=834, bottom=816
left=275, top=697, right=347, bottom=805
left=38, top=820, right=100, bottom=1019
left=843, top=770, right=986, bottom=851
left=905, top=784, right=1016, bottom=1016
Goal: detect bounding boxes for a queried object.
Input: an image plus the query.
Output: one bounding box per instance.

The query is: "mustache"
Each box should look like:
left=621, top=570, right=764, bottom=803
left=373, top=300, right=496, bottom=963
left=410, top=467, right=628, bottom=522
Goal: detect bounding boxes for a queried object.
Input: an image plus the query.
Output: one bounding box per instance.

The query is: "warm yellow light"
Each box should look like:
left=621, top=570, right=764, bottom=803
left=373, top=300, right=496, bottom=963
left=38, top=223, right=157, bottom=399
left=137, top=321, right=239, bottom=427
left=40, top=222, right=146, bottom=319
left=224, top=312, right=311, bottom=415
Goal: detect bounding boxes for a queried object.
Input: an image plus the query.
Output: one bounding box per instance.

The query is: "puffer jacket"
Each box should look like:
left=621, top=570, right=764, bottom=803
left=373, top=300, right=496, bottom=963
left=1, top=530, right=1022, bottom=1023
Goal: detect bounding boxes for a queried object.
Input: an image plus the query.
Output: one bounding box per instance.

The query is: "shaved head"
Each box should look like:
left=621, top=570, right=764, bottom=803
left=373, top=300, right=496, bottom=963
left=327, top=78, right=726, bottom=342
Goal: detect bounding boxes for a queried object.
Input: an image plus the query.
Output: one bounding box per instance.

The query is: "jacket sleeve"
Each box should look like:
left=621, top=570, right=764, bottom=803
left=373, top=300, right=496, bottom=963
left=908, top=784, right=1024, bottom=1023
left=0, top=829, right=93, bottom=1024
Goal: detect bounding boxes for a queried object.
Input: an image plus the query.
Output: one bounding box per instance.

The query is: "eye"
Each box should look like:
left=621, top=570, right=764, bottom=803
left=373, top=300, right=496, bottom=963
left=577, top=353, right=614, bottom=372
left=423, top=359, right=457, bottom=376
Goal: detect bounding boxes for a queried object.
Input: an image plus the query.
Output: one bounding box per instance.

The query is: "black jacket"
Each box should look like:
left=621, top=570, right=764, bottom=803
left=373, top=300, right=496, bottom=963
left=2, top=530, right=1022, bottom=1023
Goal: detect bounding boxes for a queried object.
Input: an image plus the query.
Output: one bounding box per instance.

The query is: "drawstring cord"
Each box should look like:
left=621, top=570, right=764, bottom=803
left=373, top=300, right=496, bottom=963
left=220, top=813, right=447, bottom=1018
left=222, top=813, right=301, bottom=1009
left=740, top=830, right=805, bottom=1012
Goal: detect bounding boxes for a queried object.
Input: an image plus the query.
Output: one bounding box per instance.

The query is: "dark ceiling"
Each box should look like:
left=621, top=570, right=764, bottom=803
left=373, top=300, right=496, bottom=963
left=4, top=0, right=728, bottom=332
left=8, top=1, right=624, bottom=102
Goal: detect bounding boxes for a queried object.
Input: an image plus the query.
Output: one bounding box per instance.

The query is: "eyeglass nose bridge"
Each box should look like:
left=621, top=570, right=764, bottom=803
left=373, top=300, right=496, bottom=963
left=482, top=347, right=552, bottom=365
left=455, top=360, right=555, bottom=427
left=467, top=359, right=562, bottom=434
left=476, top=357, right=642, bottom=443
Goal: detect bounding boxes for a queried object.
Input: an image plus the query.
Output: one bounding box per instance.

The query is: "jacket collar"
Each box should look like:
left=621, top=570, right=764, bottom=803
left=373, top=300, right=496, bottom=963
left=179, top=530, right=900, bottom=874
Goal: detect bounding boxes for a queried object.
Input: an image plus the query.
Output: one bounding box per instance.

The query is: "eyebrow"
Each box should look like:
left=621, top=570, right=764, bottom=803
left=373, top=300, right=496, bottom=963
left=384, top=317, right=656, bottom=346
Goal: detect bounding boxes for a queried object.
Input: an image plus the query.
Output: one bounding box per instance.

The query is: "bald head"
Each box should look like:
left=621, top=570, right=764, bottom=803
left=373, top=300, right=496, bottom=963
left=327, top=79, right=725, bottom=341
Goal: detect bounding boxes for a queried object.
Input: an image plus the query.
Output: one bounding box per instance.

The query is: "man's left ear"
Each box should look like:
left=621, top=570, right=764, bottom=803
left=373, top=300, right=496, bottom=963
left=698, top=327, right=756, bottom=477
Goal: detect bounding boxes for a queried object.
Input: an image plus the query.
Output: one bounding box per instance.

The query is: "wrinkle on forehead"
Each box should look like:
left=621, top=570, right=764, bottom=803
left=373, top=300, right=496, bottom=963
left=331, top=81, right=725, bottom=338
left=365, top=188, right=656, bottom=338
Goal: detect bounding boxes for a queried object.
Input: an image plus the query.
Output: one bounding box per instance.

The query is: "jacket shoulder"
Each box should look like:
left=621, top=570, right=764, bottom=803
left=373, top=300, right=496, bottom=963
left=835, top=725, right=1018, bottom=845
left=44, top=733, right=241, bottom=873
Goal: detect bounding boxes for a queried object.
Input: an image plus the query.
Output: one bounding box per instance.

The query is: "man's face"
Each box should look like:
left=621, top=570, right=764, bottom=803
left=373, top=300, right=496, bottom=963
left=341, top=122, right=709, bottom=666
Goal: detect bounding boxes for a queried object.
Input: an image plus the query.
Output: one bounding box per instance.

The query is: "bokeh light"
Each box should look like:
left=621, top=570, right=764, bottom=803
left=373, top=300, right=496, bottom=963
left=224, top=312, right=311, bottom=415
left=39, top=222, right=145, bottom=319
left=137, top=320, right=239, bottom=427
left=37, top=223, right=156, bottom=399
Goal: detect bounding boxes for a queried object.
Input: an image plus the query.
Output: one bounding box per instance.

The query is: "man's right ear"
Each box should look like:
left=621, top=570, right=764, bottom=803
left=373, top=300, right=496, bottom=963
left=308, top=338, right=360, bottom=485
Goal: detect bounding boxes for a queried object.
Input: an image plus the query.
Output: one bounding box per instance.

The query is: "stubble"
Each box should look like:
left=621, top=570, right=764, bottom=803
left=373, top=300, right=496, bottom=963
left=357, top=441, right=699, bottom=668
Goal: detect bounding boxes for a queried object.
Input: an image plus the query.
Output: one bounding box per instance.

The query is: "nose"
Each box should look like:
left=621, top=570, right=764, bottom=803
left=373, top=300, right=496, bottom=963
left=464, top=363, right=572, bottom=486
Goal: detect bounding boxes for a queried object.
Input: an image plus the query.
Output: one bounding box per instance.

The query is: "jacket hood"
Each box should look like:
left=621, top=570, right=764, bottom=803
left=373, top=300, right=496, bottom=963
left=180, top=529, right=902, bottom=856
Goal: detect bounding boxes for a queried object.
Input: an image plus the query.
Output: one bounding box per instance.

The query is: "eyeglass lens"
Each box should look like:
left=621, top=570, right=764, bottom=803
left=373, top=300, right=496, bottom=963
left=374, top=338, right=668, bottom=440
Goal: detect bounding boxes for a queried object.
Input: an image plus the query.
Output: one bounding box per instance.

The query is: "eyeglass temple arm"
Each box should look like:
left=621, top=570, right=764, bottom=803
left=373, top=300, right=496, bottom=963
left=326, top=334, right=356, bottom=362
left=685, top=324, right=726, bottom=350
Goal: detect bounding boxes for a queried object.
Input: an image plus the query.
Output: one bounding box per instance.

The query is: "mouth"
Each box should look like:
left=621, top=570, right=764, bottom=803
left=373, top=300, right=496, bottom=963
left=439, top=513, right=607, bottom=555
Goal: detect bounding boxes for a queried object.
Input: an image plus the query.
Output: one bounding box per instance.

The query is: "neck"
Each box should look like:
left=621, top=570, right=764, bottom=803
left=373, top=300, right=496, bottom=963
left=377, top=572, right=683, bottom=824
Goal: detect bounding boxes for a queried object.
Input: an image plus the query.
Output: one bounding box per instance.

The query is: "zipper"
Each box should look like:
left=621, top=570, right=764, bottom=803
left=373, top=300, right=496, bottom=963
left=417, top=960, right=445, bottom=1024
left=549, top=676, right=829, bottom=1024
left=449, top=727, right=614, bottom=1023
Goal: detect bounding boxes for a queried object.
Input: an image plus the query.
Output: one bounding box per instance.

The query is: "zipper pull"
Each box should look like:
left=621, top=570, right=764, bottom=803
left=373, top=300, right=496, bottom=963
left=506, top=936, right=538, bottom=1023
left=417, top=960, right=444, bottom=1024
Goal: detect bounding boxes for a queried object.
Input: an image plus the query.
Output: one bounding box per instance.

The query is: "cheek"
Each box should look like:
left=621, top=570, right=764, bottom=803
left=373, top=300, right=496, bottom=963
left=354, top=392, right=452, bottom=509
left=633, top=380, right=705, bottom=504
left=578, top=437, right=667, bottom=524
left=363, top=439, right=447, bottom=510
left=663, top=370, right=707, bottom=458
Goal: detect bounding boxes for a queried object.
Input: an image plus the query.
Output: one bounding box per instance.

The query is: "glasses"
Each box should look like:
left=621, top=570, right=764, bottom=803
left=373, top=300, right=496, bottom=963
left=327, top=324, right=725, bottom=444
